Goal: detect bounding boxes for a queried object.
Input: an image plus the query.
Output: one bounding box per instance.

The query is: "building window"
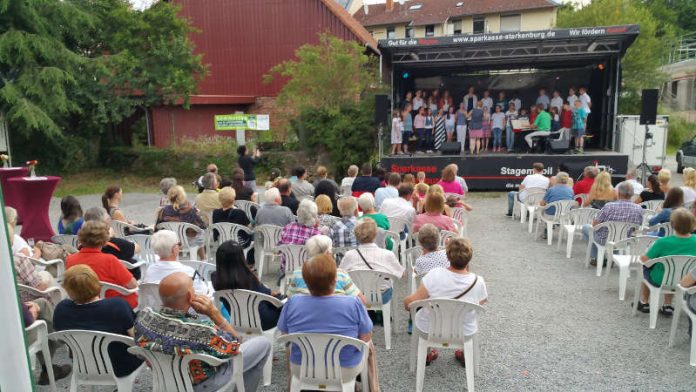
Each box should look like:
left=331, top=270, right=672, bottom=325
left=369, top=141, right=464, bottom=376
left=500, top=14, right=521, bottom=33
left=425, top=25, right=435, bottom=37
left=387, top=26, right=396, bottom=39
left=452, top=19, right=462, bottom=35
left=473, top=17, right=485, bottom=34
left=405, top=26, right=414, bottom=38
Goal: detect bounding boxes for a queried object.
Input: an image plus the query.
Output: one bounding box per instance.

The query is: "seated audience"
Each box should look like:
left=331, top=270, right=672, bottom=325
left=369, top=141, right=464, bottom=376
left=648, top=187, right=684, bottom=236
left=635, top=174, right=664, bottom=204
left=582, top=182, right=643, bottom=265
left=680, top=167, right=696, bottom=205
left=212, top=187, right=252, bottom=249
left=413, top=193, right=457, bottom=233
left=278, top=178, right=300, bottom=215
left=416, top=171, right=426, bottom=184
left=637, top=208, right=696, bottom=315
left=291, top=166, right=314, bottom=201
left=314, top=178, right=340, bottom=217
left=341, top=165, right=359, bottom=190
left=286, top=235, right=366, bottom=304
left=329, top=197, right=359, bottom=248
left=278, top=254, right=379, bottom=390
left=415, top=183, right=429, bottom=212
left=573, top=166, right=597, bottom=197
left=404, top=237, right=488, bottom=366
left=194, top=172, right=222, bottom=223
left=22, top=296, right=71, bottom=384
left=624, top=168, right=644, bottom=196
left=657, top=168, right=671, bottom=194
left=539, top=172, right=574, bottom=216
left=403, top=173, right=416, bottom=185
left=158, top=177, right=177, bottom=207
left=54, top=265, right=143, bottom=378
left=436, top=165, right=464, bottom=195
left=414, top=224, right=449, bottom=275
left=57, top=195, right=84, bottom=235
left=102, top=186, right=142, bottom=226
left=66, top=221, right=138, bottom=309
left=448, top=164, right=469, bottom=193
left=583, top=171, right=616, bottom=209
left=375, top=173, right=400, bottom=209
left=83, top=207, right=142, bottom=280
left=156, top=185, right=207, bottom=229
left=358, top=193, right=392, bottom=249
left=142, top=230, right=208, bottom=295
left=10, top=225, right=53, bottom=302
left=231, top=168, right=257, bottom=203
left=212, top=241, right=283, bottom=330
left=316, top=194, right=339, bottom=234
left=135, top=272, right=271, bottom=392
left=351, top=163, right=381, bottom=195
left=506, top=162, right=549, bottom=216
left=279, top=199, right=321, bottom=271
left=380, top=184, right=417, bottom=224
left=264, top=168, right=282, bottom=190
left=679, top=262, right=696, bottom=317
left=340, top=218, right=404, bottom=304
left=5, top=206, right=41, bottom=258
left=255, top=187, right=295, bottom=227
left=195, top=163, right=222, bottom=193
left=313, top=165, right=339, bottom=191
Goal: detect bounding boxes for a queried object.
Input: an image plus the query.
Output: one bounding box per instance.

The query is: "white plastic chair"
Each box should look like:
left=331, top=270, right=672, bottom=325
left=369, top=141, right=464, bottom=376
left=138, top=282, right=162, bottom=310
left=51, top=234, right=79, bottom=248
left=278, top=244, right=308, bottom=293
left=632, top=255, right=696, bottom=329
left=234, top=200, right=260, bottom=222
left=25, top=256, right=65, bottom=282
left=603, top=236, right=659, bottom=300
left=348, top=269, right=400, bottom=349
left=557, top=208, right=599, bottom=258
left=26, top=320, right=56, bottom=392
left=409, top=299, right=485, bottom=392
left=340, top=184, right=352, bottom=196
left=640, top=200, right=663, bottom=211
left=50, top=330, right=145, bottom=392
left=523, top=190, right=547, bottom=232
left=404, top=246, right=423, bottom=295
left=377, top=229, right=400, bottom=260
left=584, top=221, right=640, bottom=277
left=646, top=222, right=674, bottom=237
left=575, top=193, right=589, bottom=207
left=387, top=216, right=413, bottom=262
left=213, top=289, right=283, bottom=386
left=534, top=199, right=577, bottom=245
left=207, top=222, right=254, bottom=262
left=641, top=209, right=658, bottom=229
left=125, top=234, right=157, bottom=264
left=179, top=260, right=217, bottom=282
left=111, top=220, right=151, bottom=238
left=255, top=224, right=283, bottom=279
left=17, top=284, right=64, bottom=305
left=155, top=222, right=205, bottom=260
left=332, top=246, right=356, bottom=261
left=669, top=284, right=696, bottom=366
left=512, top=187, right=545, bottom=223
left=99, top=281, right=138, bottom=300
left=119, top=259, right=148, bottom=280
left=438, top=230, right=458, bottom=248
left=277, top=333, right=369, bottom=392
left=451, top=207, right=469, bottom=237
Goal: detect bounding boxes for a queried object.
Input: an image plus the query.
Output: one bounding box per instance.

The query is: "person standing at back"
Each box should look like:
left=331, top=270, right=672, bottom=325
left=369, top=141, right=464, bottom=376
left=401, top=104, right=413, bottom=154
left=351, top=163, right=381, bottom=196
left=536, top=88, right=550, bottom=110
left=506, top=162, right=549, bottom=216
left=455, top=102, right=468, bottom=153
left=237, top=145, right=261, bottom=188
left=550, top=90, right=564, bottom=113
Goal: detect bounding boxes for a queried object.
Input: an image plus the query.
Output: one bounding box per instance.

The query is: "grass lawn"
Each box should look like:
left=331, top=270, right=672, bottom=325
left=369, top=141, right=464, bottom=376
left=55, top=169, right=164, bottom=197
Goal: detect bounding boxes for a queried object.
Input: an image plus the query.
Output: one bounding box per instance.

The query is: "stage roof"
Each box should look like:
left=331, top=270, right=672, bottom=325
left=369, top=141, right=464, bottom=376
left=379, top=25, right=639, bottom=70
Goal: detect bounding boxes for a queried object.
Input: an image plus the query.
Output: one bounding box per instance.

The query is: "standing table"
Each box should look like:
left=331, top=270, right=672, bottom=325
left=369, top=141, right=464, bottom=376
left=7, top=176, right=61, bottom=242
left=0, top=167, right=30, bottom=221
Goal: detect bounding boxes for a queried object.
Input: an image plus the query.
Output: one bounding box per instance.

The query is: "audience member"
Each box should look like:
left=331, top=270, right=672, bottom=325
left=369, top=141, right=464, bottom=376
left=375, top=172, right=400, bottom=209
left=380, top=184, right=417, bottom=223
left=416, top=171, right=426, bottom=183
left=66, top=221, right=138, bottom=308
left=54, top=265, right=143, bottom=378
left=142, top=230, right=209, bottom=295
left=279, top=199, right=321, bottom=271
left=506, top=162, right=549, bottom=216
left=358, top=193, right=392, bottom=249
left=413, top=193, right=457, bottom=233
left=102, top=186, right=137, bottom=224
left=83, top=207, right=142, bottom=279
left=624, top=168, right=644, bottom=196
left=23, top=292, right=71, bottom=385
left=194, top=172, right=222, bottom=224
left=9, top=225, right=53, bottom=302
left=314, top=179, right=340, bottom=217
left=351, top=163, right=381, bottom=195
left=212, top=241, right=282, bottom=330
left=573, top=166, right=598, bottom=196
left=680, top=167, right=696, bottom=205
left=291, top=166, right=315, bottom=201
left=255, top=188, right=295, bottom=227
left=583, top=171, right=616, bottom=209
left=238, top=145, right=261, bottom=188
left=6, top=206, right=41, bottom=258
left=57, top=196, right=84, bottom=235
left=231, top=168, right=256, bottom=202
left=657, top=168, right=671, bottom=194
left=329, top=197, right=359, bottom=248
left=278, top=178, right=300, bottom=215
left=414, top=224, right=449, bottom=275
left=403, top=173, right=416, bottom=185
left=341, top=165, right=360, bottom=190
left=539, top=172, right=574, bottom=216
left=635, top=174, right=664, bottom=204
left=316, top=194, right=339, bottom=234
left=264, top=168, right=282, bottom=190
left=313, top=166, right=338, bottom=190
left=135, top=272, right=271, bottom=392
left=436, top=165, right=464, bottom=195
left=648, top=187, right=684, bottom=236
left=158, top=177, right=177, bottom=207
left=156, top=185, right=207, bottom=229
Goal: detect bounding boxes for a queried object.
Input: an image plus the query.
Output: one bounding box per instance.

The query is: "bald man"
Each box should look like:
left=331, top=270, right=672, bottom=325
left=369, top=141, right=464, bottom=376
left=134, top=273, right=271, bottom=392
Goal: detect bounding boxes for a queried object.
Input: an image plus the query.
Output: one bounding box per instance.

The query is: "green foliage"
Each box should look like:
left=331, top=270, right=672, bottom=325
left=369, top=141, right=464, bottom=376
left=289, top=98, right=377, bottom=176
left=557, top=0, right=672, bottom=113
left=666, top=113, right=696, bottom=149
left=643, top=0, right=696, bottom=34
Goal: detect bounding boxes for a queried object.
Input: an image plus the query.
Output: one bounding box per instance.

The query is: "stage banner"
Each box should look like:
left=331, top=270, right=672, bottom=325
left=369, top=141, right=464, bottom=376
left=215, top=114, right=270, bottom=131
left=381, top=154, right=629, bottom=191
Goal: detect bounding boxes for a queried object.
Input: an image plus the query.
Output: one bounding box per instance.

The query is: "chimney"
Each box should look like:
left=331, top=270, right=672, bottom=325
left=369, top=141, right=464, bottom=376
left=363, top=3, right=369, bottom=14
left=386, top=0, right=394, bottom=11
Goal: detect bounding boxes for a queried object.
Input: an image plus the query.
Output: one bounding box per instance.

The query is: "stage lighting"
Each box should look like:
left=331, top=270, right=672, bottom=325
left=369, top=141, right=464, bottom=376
left=598, top=63, right=605, bottom=70
left=587, top=42, right=598, bottom=52
left=409, top=52, right=419, bottom=61
left=402, top=72, right=410, bottom=79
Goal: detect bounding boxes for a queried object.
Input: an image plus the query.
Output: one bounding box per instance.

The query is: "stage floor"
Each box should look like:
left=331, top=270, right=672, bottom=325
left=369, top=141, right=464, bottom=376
left=381, top=149, right=628, bottom=191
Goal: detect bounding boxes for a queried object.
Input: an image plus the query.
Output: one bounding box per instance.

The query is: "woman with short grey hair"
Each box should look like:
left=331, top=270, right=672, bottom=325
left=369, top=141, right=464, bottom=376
left=159, top=177, right=177, bottom=207
left=150, top=229, right=179, bottom=259
left=414, top=224, right=449, bottom=275
left=305, top=235, right=333, bottom=258
left=278, top=199, right=321, bottom=273
left=297, top=199, right=319, bottom=227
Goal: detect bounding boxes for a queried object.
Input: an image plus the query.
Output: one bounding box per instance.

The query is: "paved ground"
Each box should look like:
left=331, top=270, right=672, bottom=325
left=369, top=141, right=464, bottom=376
left=36, top=161, right=696, bottom=391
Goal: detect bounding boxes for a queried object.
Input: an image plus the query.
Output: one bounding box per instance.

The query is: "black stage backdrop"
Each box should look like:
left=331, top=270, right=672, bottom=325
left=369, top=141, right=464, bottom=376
left=381, top=154, right=629, bottom=191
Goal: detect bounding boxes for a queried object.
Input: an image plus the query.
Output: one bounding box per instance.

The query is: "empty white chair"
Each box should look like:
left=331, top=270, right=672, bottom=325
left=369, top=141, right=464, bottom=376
left=99, top=281, right=138, bottom=300
left=632, top=255, right=696, bottom=329
left=557, top=208, right=599, bottom=258
left=138, top=282, right=162, bottom=310
left=125, top=234, right=157, bottom=264
left=26, top=320, right=56, bottom=392
left=534, top=199, right=577, bottom=245
left=51, top=234, right=79, bottom=248
left=451, top=207, right=469, bottom=237
left=278, top=244, right=308, bottom=293
left=669, top=284, right=696, bottom=366
left=213, top=289, right=283, bottom=386
left=348, top=270, right=400, bottom=349
left=111, top=220, right=151, bottom=238
left=409, top=299, right=485, bottom=392
left=155, top=222, right=205, bottom=260
left=17, top=284, right=64, bottom=305
left=603, top=236, right=659, bottom=300
left=50, top=330, right=145, bottom=392
left=207, top=222, right=254, bottom=261
left=179, top=260, right=217, bottom=282
left=235, top=200, right=260, bottom=222
left=584, top=221, right=640, bottom=277
left=640, top=200, right=663, bottom=211
left=404, top=246, right=423, bottom=295
left=255, top=224, right=282, bottom=278
left=277, top=333, right=369, bottom=392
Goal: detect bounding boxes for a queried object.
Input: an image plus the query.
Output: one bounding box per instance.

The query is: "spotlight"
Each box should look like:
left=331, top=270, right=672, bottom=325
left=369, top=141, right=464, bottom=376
left=598, top=63, right=605, bottom=70
left=402, top=72, right=410, bottom=79
left=409, top=52, right=419, bottom=61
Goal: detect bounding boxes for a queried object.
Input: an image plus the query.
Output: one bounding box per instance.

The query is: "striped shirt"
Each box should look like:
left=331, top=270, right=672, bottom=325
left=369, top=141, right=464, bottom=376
left=329, top=217, right=358, bottom=248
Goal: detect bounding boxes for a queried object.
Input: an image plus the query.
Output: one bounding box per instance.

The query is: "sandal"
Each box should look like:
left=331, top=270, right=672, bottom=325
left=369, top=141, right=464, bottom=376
left=632, top=302, right=650, bottom=314
left=660, top=305, right=674, bottom=317
left=425, top=349, right=439, bottom=366
left=454, top=349, right=466, bottom=367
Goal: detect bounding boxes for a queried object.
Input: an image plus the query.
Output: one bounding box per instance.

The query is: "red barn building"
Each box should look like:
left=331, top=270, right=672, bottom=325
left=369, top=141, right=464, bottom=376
left=149, top=0, right=378, bottom=147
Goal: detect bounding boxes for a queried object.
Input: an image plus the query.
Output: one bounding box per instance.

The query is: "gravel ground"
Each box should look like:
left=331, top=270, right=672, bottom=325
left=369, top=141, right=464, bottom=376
left=36, top=162, right=696, bottom=391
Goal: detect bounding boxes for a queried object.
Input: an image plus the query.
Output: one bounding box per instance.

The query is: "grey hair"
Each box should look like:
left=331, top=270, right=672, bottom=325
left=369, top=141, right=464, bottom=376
left=305, top=235, right=333, bottom=258
left=297, top=199, right=318, bottom=226
left=417, top=224, right=440, bottom=252
left=555, top=171, right=569, bottom=185
left=585, top=166, right=598, bottom=179
left=358, top=193, right=375, bottom=212
left=337, top=196, right=358, bottom=217
left=84, top=207, right=110, bottom=223
left=201, top=172, right=217, bottom=190
left=159, top=177, right=177, bottom=195
left=616, top=181, right=634, bottom=199
left=151, top=230, right=179, bottom=258
left=4, top=206, right=17, bottom=226
left=625, top=167, right=637, bottom=179
left=264, top=187, right=281, bottom=204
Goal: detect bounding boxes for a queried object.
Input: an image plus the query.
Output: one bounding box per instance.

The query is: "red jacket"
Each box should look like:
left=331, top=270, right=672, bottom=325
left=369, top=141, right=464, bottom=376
left=573, top=177, right=594, bottom=196
left=560, top=110, right=572, bottom=129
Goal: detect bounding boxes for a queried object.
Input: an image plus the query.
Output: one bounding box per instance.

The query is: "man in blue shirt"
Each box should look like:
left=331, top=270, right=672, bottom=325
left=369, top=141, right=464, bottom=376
left=539, top=172, right=574, bottom=216
left=351, top=163, right=381, bottom=194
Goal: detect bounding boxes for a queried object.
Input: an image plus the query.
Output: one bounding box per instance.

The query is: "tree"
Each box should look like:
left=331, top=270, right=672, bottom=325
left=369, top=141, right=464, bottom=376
left=643, top=0, right=696, bottom=34
left=557, top=0, right=673, bottom=113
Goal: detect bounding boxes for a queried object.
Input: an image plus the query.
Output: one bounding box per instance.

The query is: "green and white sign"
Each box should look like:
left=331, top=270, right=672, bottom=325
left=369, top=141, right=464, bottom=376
left=215, top=114, right=270, bottom=131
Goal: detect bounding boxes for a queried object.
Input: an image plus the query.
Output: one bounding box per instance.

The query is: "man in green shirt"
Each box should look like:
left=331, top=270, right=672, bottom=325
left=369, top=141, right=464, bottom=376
left=525, top=104, right=552, bottom=149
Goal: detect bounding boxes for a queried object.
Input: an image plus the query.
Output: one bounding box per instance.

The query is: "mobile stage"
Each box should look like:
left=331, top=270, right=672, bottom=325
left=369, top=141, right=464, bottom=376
left=378, top=25, right=639, bottom=190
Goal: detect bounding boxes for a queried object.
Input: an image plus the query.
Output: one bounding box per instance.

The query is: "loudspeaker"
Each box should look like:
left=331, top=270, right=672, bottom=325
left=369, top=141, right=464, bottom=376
left=440, top=142, right=461, bottom=155
left=374, top=94, right=389, bottom=125
left=639, top=89, right=659, bottom=125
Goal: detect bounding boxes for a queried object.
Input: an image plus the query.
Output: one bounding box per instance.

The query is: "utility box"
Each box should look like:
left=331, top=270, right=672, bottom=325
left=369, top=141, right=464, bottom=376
left=615, top=115, right=669, bottom=170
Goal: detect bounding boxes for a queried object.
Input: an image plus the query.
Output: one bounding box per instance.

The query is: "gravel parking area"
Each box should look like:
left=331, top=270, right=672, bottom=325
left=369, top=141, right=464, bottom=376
left=37, top=166, right=696, bottom=391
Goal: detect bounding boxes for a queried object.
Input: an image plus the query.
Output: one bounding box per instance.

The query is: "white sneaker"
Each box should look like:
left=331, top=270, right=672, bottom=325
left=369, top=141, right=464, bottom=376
left=426, top=150, right=433, bottom=154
